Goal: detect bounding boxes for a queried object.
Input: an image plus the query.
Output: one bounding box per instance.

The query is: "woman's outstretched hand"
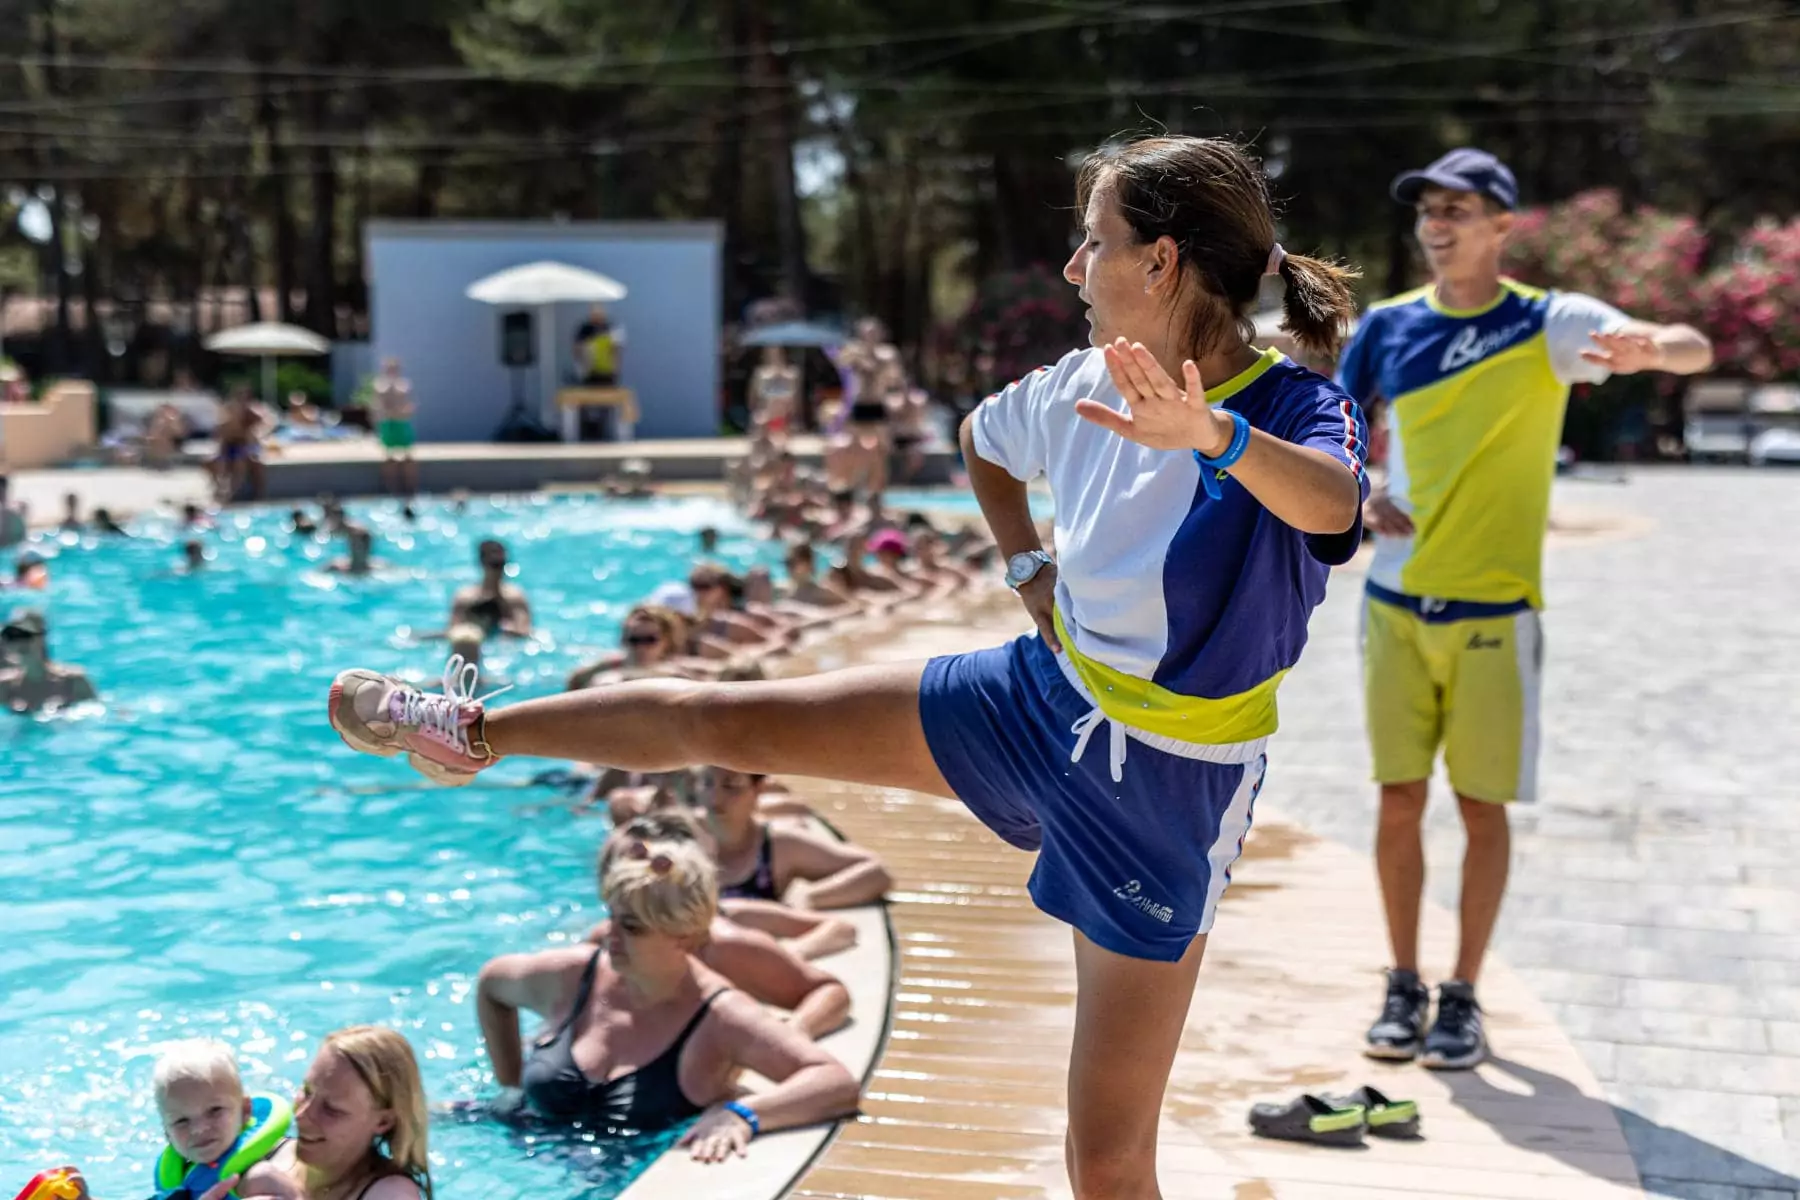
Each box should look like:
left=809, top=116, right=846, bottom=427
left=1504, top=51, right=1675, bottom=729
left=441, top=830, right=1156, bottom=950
left=1075, top=338, right=1233, bottom=456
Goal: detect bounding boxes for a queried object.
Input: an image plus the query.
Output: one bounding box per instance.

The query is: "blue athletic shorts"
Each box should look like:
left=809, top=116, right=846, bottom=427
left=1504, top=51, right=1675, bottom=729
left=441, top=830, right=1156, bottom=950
left=919, top=632, right=1268, bottom=963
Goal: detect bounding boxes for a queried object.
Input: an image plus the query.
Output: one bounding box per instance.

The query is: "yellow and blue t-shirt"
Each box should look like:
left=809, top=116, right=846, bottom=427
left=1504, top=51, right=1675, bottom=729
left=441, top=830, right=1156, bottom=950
left=1335, top=279, right=1628, bottom=608
left=970, top=346, right=1369, bottom=753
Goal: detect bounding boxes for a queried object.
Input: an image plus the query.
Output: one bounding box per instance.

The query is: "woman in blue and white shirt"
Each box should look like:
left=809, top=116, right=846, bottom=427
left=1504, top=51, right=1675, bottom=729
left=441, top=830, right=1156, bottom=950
left=329, top=136, right=1368, bottom=1194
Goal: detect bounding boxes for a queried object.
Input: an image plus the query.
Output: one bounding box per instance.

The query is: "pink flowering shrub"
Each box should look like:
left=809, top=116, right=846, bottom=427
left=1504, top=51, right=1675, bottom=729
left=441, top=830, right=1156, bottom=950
left=1506, top=190, right=1799, bottom=381
left=953, top=264, right=1087, bottom=388
left=1698, top=218, right=1800, bottom=382
left=1503, top=189, right=1631, bottom=301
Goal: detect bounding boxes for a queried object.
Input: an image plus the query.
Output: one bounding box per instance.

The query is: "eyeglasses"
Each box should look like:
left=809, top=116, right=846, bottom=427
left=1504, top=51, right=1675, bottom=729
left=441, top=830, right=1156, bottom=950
left=0, top=627, right=39, bottom=643
left=623, top=633, right=662, bottom=647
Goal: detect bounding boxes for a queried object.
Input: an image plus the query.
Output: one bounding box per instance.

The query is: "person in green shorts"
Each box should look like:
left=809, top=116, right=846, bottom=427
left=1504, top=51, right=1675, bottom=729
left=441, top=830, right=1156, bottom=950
left=1335, top=148, right=1713, bottom=1070
left=372, top=357, right=418, bottom=497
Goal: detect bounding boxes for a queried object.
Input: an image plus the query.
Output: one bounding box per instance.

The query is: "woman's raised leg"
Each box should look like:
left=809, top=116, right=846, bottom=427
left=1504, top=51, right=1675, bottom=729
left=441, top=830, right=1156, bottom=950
left=1064, top=930, right=1207, bottom=1200
left=330, top=659, right=955, bottom=798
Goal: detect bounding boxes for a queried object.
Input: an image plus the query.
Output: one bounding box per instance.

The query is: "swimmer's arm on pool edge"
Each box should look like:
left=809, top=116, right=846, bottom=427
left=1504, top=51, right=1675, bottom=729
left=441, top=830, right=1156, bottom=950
left=678, top=991, right=860, bottom=1159
left=718, top=898, right=859, bottom=961
left=477, top=949, right=586, bottom=1086
left=776, top=832, right=893, bottom=910
left=703, top=924, right=851, bottom=1039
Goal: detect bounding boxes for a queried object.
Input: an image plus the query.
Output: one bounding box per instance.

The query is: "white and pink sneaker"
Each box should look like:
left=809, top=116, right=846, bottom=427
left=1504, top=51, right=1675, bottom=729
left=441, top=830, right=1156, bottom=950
left=328, top=656, right=504, bottom=785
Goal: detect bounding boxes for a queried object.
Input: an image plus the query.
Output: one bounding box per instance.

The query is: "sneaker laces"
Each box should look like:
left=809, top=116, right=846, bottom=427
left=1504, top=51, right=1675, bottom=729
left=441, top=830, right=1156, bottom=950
left=395, top=655, right=512, bottom=755
left=1435, top=988, right=1478, bottom=1032
left=1379, top=982, right=1422, bottom=1026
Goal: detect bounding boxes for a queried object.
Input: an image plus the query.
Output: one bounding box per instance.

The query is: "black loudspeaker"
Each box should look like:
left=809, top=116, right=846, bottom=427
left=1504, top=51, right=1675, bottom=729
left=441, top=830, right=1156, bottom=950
left=500, top=310, right=535, bottom=366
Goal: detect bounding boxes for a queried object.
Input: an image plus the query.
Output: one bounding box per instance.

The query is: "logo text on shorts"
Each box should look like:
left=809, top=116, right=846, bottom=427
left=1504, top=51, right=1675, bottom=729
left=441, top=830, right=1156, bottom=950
left=1113, top=879, right=1174, bottom=923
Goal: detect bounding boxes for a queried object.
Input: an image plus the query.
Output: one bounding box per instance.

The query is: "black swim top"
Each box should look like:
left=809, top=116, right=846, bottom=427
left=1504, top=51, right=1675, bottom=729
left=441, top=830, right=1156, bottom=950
left=719, top=826, right=778, bottom=902
left=464, top=594, right=504, bottom=630
left=520, top=950, right=728, bottom=1132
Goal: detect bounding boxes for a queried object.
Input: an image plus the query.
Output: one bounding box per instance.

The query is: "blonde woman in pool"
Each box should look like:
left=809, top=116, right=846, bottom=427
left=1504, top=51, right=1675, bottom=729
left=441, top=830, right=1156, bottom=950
left=259, top=1026, right=432, bottom=1200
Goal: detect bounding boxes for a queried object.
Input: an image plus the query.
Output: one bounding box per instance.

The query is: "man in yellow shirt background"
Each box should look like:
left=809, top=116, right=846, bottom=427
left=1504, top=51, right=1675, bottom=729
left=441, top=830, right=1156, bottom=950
left=1336, top=148, right=1714, bottom=1070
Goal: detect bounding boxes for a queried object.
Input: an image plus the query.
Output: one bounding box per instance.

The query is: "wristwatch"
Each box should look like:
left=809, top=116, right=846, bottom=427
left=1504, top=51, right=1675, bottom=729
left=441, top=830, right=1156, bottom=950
left=1004, top=549, right=1055, bottom=590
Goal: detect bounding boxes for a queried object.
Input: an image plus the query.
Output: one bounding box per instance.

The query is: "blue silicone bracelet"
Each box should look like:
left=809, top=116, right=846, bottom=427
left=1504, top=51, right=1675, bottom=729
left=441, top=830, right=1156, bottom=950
left=1193, top=410, right=1251, bottom=500
left=722, top=1099, right=760, bottom=1138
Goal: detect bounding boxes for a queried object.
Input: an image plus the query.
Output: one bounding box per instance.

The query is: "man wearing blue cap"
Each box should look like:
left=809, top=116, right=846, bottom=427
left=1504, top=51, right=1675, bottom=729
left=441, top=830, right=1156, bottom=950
left=1336, top=148, right=1713, bottom=1069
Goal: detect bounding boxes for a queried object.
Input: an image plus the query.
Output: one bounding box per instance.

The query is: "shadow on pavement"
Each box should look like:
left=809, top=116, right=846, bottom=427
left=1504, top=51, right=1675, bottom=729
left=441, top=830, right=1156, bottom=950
left=1441, top=1056, right=1799, bottom=1198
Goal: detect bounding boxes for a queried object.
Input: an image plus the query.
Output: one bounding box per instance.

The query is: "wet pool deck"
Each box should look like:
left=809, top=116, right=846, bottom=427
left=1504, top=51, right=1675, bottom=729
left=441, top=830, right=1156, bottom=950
left=784, top=595, right=1642, bottom=1200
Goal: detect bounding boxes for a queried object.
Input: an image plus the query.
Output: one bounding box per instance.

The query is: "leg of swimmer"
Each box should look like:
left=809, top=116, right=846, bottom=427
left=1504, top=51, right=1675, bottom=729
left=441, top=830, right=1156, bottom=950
left=1064, top=930, right=1206, bottom=1200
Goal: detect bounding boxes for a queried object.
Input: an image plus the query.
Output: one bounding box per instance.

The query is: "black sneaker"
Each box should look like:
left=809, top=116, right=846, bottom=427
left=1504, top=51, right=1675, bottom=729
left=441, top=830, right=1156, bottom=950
left=1363, top=967, right=1430, bottom=1061
left=1420, top=980, right=1487, bottom=1070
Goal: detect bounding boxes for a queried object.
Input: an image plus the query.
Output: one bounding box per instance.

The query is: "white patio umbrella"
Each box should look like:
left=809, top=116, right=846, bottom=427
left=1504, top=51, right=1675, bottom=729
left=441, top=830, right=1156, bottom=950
left=464, top=261, right=630, bottom=436
left=465, top=261, right=627, bottom=306
left=204, top=321, right=330, bottom=407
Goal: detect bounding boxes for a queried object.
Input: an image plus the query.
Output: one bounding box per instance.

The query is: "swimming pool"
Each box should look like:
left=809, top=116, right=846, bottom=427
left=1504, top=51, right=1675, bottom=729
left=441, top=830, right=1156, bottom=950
left=884, top=486, right=1054, bottom=519
left=0, top=494, right=788, bottom=1199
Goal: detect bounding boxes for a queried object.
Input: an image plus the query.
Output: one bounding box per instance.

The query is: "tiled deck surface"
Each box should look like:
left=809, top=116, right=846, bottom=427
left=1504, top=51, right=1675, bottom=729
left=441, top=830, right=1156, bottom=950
left=785, top=596, right=1642, bottom=1200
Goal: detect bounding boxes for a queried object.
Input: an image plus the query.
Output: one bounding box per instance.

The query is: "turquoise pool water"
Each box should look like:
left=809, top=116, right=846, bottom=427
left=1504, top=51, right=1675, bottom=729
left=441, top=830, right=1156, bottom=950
left=884, top=487, right=1053, bottom=519
left=0, top=494, right=789, bottom=1200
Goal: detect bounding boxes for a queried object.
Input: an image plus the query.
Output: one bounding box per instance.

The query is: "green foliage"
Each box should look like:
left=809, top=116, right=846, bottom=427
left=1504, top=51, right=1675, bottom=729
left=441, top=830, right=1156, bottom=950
left=218, top=361, right=332, bottom=404
left=275, top=362, right=333, bottom=405
left=4, top=0, right=1798, bottom=380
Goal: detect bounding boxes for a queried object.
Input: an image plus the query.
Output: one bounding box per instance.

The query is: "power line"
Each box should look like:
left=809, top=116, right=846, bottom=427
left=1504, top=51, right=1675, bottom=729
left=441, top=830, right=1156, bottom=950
left=7, top=95, right=1794, bottom=184
left=0, top=0, right=1339, bottom=82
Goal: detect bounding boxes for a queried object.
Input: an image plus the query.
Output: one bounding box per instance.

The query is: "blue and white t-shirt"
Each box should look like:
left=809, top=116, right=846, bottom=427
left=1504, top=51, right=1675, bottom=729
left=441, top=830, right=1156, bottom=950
left=969, top=346, right=1369, bottom=757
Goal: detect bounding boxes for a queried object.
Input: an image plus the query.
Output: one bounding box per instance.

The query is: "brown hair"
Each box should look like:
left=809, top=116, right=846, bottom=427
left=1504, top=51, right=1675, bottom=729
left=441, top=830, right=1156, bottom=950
left=1075, top=136, right=1359, bottom=359
left=688, top=561, right=746, bottom=605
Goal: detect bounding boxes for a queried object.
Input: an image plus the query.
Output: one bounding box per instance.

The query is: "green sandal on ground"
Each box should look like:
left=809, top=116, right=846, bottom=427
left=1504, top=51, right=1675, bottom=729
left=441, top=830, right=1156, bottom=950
left=1323, top=1086, right=1420, bottom=1138
left=1247, top=1094, right=1368, bottom=1147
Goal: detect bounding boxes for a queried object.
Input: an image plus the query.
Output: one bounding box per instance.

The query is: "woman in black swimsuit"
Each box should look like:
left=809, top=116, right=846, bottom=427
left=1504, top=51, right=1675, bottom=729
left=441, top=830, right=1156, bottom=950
left=702, top=768, right=893, bottom=910
left=475, top=838, right=858, bottom=1162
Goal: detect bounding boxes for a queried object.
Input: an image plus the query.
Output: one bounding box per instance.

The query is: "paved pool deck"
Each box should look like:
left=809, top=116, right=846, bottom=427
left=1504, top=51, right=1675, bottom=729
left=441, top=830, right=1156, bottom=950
left=786, top=467, right=1799, bottom=1199
left=785, top=591, right=1641, bottom=1200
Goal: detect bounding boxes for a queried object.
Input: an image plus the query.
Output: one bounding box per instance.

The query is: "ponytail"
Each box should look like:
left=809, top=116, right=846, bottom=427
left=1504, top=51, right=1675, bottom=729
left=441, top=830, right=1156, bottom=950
left=1276, top=252, right=1361, bottom=360
left=1080, top=136, right=1361, bottom=363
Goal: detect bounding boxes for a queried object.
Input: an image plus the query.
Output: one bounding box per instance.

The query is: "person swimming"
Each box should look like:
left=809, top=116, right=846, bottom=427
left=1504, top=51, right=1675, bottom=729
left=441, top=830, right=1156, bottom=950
left=325, top=525, right=388, bottom=577
left=476, top=838, right=858, bottom=1160
left=446, top=540, right=532, bottom=637
left=0, top=608, right=96, bottom=713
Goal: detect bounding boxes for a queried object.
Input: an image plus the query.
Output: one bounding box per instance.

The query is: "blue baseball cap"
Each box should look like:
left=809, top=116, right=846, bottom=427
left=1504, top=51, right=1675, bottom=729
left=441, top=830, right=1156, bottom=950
left=1390, top=148, right=1518, bottom=211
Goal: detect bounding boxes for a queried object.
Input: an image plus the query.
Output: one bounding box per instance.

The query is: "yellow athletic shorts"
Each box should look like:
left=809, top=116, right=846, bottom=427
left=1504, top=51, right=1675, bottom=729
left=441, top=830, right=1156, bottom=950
left=1361, top=590, right=1543, bottom=803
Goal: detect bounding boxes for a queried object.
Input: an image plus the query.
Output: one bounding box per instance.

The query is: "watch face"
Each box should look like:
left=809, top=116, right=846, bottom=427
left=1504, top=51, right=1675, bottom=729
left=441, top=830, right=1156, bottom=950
left=1006, top=552, right=1041, bottom=584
